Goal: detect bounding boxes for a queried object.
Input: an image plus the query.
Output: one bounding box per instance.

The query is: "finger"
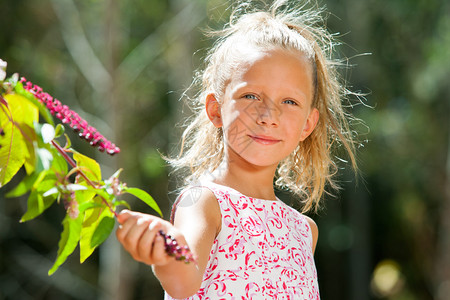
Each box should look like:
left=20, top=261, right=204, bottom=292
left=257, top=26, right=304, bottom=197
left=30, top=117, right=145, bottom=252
left=137, top=220, right=161, bottom=262
left=116, top=210, right=151, bottom=240
left=116, top=211, right=141, bottom=242
left=116, top=209, right=130, bottom=225
left=126, top=217, right=153, bottom=252
left=116, top=217, right=148, bottom=256
left=117, top=209, right=150, bottom=224
left=151, top=233, right=169, bottom=266
left=116, top=214, right=134, bottom=242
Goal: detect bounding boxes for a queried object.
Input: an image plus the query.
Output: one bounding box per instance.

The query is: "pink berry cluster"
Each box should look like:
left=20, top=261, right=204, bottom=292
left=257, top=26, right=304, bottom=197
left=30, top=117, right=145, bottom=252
left=159, top=230, right=196, bottom=264
left=20, top=78, right=120, bottom=155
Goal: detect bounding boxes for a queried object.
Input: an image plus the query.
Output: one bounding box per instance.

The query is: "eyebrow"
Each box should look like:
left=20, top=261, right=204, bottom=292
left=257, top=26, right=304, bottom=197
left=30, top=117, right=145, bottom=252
left=233, top=83, right=309, bottom=104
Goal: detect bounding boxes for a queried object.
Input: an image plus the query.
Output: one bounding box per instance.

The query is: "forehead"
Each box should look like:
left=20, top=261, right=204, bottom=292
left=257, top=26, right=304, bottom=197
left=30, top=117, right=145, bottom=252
left=236, top=47, right=312, bottom=73
left=229, top=48, right=314, bottom=89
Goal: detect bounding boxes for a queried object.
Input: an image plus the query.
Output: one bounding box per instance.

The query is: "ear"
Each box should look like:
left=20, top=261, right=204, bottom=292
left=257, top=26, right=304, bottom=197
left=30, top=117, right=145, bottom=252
left=299, top=108, right=319, bottom=141
left=205, top=93, right=223, bottom=128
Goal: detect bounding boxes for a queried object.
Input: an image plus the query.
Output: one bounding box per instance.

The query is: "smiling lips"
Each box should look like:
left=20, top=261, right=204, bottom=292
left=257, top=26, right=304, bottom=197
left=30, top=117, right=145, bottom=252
left=249, top=135, right=281, bottom=145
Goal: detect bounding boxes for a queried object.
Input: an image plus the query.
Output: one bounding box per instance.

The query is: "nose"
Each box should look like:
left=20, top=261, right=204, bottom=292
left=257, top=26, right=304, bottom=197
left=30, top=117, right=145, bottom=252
left=255, top=100, right=279, bottom=127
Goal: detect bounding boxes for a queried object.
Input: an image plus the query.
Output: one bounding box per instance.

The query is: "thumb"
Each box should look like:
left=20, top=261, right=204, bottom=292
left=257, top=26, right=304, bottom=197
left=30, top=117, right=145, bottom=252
left=116, top=209, right=132, bottom=224
left=152, top=234, right=169, bottom=265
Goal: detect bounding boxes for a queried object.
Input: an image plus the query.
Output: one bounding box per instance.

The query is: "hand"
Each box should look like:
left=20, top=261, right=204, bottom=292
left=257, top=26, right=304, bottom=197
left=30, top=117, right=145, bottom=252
left=116, top=210, right=184, bottom=266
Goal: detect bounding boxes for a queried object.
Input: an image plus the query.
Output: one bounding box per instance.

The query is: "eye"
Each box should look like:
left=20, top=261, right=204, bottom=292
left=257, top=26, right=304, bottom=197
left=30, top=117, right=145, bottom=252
left=243, top=94, right=258, bottom=100
left=282, top=99, right=298, bottom=105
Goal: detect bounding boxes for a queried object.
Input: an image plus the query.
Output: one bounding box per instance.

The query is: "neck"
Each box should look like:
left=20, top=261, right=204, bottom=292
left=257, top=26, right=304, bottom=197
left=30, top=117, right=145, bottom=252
left=211, top=156, right=278, bottom=201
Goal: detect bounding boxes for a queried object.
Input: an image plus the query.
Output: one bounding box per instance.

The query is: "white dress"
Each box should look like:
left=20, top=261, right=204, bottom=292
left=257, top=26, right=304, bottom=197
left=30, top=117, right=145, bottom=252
left=165, top=181, right=320, bottom=299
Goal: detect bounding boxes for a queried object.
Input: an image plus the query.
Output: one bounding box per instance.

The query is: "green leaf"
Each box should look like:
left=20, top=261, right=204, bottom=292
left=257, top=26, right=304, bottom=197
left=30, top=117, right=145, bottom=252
left=79, top=201, right=103, bottom=213
left=50, top=148, right=68, bottom=175
left=1, top=94, right=39, bottom=179
left=20, top=190, right=56, bottom=222
left=48, top=214, right=83, bottom=275
left=81, top=199, right=103, bottom=228
left=74, top=187, right=97, bottom=206
left=54, top=124, right=65, bottom=138
left=124, top=187, right=162, bottom=217
left=63, top=133, right=71, bottom=149
left=20, top=171, right=58, bottom=222
left=22, top=124, right=37, bottom=175
left=113, top=200, right=131, bottom=210
left=7, top=93, right=40, bottom=127
left=19, top=170, right=57, bottom=222
left=110, top=168, right=123, bottom=179
left=90, top=216, right=115, bottom=248
left=20, top=190, right=41, bottom=222
left=72, top=151, right=101, bottom=182
left=88, top=188, right=116, bottom=210
left=35, top=171, right=57, bottom=192
left=0, top=94, right=38, bottom=187
left=79, top=199, right=113, bottom=263
left=5, top=172, right=39, bottom=198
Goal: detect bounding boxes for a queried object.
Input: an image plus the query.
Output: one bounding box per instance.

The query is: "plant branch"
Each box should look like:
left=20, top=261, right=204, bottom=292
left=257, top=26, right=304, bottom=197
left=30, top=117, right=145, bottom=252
left=51, top=140, right=118, bottom=218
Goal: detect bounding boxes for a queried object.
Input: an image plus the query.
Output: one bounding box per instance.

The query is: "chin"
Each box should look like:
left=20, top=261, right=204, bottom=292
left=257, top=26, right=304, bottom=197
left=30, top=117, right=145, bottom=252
left=243, top=156, right=281, bottom=168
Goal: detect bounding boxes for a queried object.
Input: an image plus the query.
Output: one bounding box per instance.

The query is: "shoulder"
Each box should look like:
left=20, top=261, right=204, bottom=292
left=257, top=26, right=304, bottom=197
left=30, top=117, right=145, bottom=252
left=173, top=186, right=222, bottom=236
left=303, top=214, right=319, bottom=254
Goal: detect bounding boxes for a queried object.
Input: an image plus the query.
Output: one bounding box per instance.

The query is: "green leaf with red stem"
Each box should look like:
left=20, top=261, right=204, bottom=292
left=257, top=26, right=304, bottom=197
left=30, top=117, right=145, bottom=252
left=123, top=187, right=162, bottom=217
left=72, top=151, right=101, bottom=183
left=0, top=94, right=39, bottom=187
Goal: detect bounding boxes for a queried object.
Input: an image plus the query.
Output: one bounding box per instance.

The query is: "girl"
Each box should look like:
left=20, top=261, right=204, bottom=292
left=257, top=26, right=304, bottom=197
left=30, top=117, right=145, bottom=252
left=116, top=1, right=358, bottom=299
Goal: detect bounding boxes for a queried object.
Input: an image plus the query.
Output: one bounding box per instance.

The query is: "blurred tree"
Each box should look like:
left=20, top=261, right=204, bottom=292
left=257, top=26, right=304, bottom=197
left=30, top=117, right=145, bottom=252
left=319, top=0, right=450, bottom=299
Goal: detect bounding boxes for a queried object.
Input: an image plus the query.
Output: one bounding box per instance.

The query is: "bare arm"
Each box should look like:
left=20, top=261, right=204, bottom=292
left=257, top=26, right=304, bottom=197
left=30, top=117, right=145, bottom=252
left=304, top=215, right=319, bottom=254
left=154, top=187, right=221, bottom=297
left=116, top=187, right=221, bottom=299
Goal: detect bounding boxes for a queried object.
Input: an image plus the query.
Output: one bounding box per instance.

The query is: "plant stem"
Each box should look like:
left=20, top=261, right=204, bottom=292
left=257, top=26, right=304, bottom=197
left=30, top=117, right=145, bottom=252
left=51, top=140, right=118, bottom=218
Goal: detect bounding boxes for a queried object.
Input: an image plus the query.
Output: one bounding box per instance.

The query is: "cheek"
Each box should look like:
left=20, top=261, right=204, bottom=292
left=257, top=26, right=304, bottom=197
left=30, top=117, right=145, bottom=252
left=221, top=100, right=249, bottom=126
left=221, top=108, right=242, bottom=129
left=283, top=112, right=309, bottom=141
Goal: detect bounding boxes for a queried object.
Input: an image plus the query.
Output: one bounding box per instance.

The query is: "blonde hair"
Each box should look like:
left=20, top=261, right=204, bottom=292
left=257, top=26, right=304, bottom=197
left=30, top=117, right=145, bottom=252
left=170, top=0, right=359, bottom=212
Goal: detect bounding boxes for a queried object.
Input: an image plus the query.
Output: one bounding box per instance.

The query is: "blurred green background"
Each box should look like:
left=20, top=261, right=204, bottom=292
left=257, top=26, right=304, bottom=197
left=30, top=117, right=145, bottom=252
left=0, top=0, right=449, bottom=299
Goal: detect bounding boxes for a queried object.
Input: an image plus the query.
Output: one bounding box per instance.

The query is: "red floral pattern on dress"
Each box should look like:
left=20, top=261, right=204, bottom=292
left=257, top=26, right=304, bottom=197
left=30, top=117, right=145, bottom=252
left=165, top=181, right=320, bottom=300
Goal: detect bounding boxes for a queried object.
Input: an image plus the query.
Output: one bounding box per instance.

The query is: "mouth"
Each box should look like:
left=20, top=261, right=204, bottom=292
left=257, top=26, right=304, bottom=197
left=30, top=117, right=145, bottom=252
left=248, top=135, right=281, bottom=145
